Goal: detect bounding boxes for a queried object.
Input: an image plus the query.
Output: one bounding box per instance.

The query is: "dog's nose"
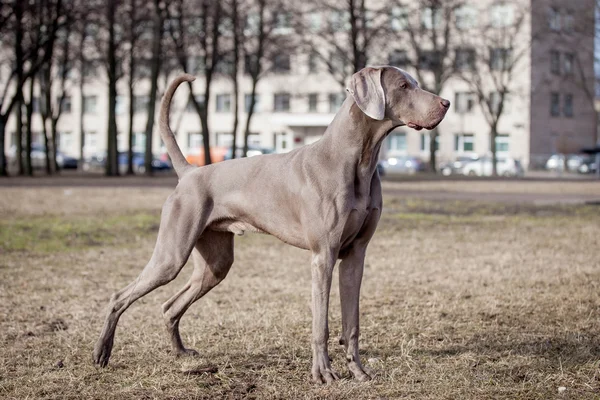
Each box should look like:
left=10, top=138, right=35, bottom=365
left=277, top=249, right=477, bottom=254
left=440, top=99, right=450, bottom=108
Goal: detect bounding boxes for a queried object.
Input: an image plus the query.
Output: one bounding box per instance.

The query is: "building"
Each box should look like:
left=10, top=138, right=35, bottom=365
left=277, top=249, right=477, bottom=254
left=3, top=0, right=596, bottom=170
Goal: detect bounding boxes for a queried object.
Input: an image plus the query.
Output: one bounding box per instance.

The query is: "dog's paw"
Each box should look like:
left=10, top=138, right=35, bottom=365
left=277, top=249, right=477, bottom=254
left=92, top=344, right=112, bottom=367
left=348, top=361, right=372, bottom=382
left=312, top=354, right=340, bottom=384
left=175, top=348, right=199, bottom=357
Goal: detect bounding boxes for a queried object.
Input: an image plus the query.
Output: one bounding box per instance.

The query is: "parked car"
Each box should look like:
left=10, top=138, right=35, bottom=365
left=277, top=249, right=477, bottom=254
left=577, top=156, right=597, bottom=174
left=82, top=151, right=172, bottom=173
left=8, top=144, right=78, bottom=170
left=461, top=156, right=524, bottom=177
left=439, top=155, right=479, bottom=176
left=379, top=155, right=426, bottom=175
left=545, top=154, right=587, bottom=172
left=224, top=147, right=275, bottom=160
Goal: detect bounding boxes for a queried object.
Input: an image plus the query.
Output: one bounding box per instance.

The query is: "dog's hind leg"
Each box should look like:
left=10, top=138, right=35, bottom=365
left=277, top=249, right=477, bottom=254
left=93, top=192, right=206, bottom=367
left=162, top=230, right=234, bottom=356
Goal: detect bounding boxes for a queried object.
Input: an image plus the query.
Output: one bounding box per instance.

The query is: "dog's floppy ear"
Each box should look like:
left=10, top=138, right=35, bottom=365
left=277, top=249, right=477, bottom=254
left=346, top=67, right=385, bottom=121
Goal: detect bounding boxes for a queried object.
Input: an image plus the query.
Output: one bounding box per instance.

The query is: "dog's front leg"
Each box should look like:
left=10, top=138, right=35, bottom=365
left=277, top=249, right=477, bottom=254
left=339, top=245, right=372, bottom=381
left=310, top=249, right=339, bottom=384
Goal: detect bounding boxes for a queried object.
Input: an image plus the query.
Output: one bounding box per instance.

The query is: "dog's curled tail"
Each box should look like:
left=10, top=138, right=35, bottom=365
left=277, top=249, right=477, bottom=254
left=159, top=74, right=196, bottom=178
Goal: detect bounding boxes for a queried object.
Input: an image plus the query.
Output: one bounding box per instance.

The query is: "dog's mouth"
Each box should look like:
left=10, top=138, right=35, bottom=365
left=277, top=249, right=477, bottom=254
left=407, top=122, right=423, bottom=130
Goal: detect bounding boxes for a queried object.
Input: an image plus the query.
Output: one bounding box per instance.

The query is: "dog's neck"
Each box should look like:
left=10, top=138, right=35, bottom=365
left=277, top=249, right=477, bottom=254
left=319, top=96, right=400, bottom=181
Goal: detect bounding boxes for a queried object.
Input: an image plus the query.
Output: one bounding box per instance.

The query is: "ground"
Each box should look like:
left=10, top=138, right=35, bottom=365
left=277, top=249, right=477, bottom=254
left=1, top=177, right=599, bottom=399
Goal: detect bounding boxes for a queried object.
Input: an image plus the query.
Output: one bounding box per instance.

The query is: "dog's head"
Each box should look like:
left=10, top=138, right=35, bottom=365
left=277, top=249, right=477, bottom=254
left=346, top=66, right=450, bottom=130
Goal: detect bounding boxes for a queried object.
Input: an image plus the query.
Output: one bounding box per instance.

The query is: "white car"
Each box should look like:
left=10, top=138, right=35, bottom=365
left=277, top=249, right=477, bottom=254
left=462, top=156, right=524, bottom=177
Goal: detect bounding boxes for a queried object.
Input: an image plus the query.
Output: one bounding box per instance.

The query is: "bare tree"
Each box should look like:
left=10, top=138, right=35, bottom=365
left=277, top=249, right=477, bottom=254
left=300, top=0, right=386, bottom=88
left=455, top=3, right=529, bottom=176
left=124, top=0, right=144, bottom=175
left=39, top=3, right=73, bottom=174
left=105, top=0, right=120, bottom=175
left=226, top=0, right=242, bottom=159
left=168, top=0, right=224, bottom=166
left=387, top=0, right=463, bottom=172
left=143, top=0, right=166, bottom=175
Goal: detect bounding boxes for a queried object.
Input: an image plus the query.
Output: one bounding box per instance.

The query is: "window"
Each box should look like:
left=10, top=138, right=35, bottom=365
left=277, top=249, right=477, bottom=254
left=244, top=54, right=257, bottom=75
left=32, top=97, right=41, bottom=113
left=420, top=134, right=439, bottom=152
left=115, top=95, right=126, bottom=115
left=186, top=95, right=205, bottom=112
left=273, top=11, right=292, bottom=34
left=455, top=92, right=476, bottom=113
left=330, top=10, right=350, bottom=31
left=563, top=12, right=574, bottom=33
left=216, top=132, right=233, bottom=147
left=490, top=48, right=511, bottom=70
left=245, top=94, right=260, bottom=112
left=308, top=12, right=322, bottom=33
left=57, top=131, right=72, bottom=152
left=84, top=131, right=98, bottom=152
left=273, top=93, right=290, bottom=112
left=389, top=50, right=409, bottom=68
left=215, top=53, right=234, bottom=75
left=59, top=96, right=72, bottom=113
left=308, top=93, right=318, bottom=112
left=564, top=53, right=574, bottom=75
left=455, top=6, right=477, bottom=30
left=387, top=130, right=407, bottom=153
left=245, top=12, right=260, bottom=35
left=564, top=94, right=573, bottom=117
left=550, top=50, right=560, bottom=74
left=132, top=132, right=146, bottom=152
left=548, top=8, right=561, bottom=31
left=489, top=92, right=511, bottom=114
left=216, top=94, right=231, bottom=112
left=329, top=50, right=346, bottom=75
left=550, top=92, right=560, bottom=116
left=83, top=95, right=97, bottom=114
left=329, top=93, right=345, bottom=113
left=83, top=60, right=97, bottom=78
left=134, top=95, right=149, bottom=113
left=418, top=50, right=441, bottom=70
left=308, top=51, right=318, bottom=73
left=272, top=53, right=291, bottom=73
left=455, top=48, right=475, bottom=71
left=391, top=6, right=408, bottom=31
left=187, top=132, right=203, bottom=149
left=490, top=4, right=514, bottom=27
left=495, top=134, right=509, bottom=153
left=421, top=7, right=442, bottom=29
left=455, top=134, right=474, bottom=152
left=187, top=56, right=205, bottom=75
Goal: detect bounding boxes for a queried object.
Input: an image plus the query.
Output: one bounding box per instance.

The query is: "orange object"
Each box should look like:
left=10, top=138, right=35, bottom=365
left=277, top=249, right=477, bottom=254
left=186, top=146, right=228, bottom=166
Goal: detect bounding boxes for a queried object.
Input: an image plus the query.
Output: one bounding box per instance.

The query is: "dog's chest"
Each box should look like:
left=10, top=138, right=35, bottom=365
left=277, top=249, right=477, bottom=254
left=339, top=195, right=372, bottom=245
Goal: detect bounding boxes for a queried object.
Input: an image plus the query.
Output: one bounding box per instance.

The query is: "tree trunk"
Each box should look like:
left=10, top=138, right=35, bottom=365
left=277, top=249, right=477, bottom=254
left=15, top=1, right=24, bottom=176
left=490, top=125, right=498, bottom=177
left=126, top=0, right=136, bottom=175
left=144, top=0, right=163, bottom=176
left=229, top=0, right=240, bottom=159
left=0, top=118, right=6, bottom=176
left=106, top=0, right=119, bottom=176
left=242, top=78, right=259, bottom=157
left=429, top=128, right=437, bottom=172
left=24, top=79, right=35, bottom=176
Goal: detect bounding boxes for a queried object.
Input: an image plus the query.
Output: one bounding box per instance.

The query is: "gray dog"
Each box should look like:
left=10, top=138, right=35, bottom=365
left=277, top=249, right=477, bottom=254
left=93, top=65, right=449, bottom=383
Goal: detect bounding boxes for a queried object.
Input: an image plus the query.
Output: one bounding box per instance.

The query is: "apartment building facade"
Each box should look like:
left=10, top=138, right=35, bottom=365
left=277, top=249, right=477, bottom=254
left=3, top=0, right=596, bottom=170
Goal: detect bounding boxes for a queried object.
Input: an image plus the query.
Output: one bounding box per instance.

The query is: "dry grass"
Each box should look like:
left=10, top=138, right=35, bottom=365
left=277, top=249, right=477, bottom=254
left=1, top=183, right=600, bottom=399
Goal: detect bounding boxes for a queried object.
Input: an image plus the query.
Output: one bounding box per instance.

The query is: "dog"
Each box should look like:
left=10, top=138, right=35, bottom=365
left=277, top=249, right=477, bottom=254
left=93, top=65, right=450, bottom=383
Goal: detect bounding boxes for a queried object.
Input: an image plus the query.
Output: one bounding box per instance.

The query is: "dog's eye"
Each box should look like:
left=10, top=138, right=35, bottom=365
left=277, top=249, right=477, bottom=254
left=401, top=83, right=408, bottom=89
